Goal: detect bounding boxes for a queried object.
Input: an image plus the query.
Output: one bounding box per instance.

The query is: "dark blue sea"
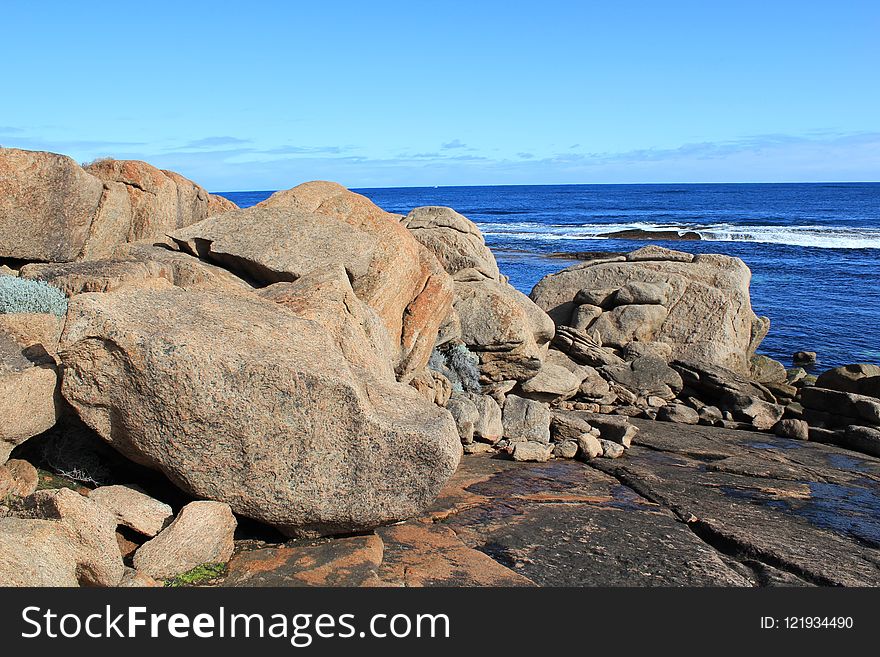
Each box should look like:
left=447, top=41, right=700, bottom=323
left=219, top=183, right=880, bottom=371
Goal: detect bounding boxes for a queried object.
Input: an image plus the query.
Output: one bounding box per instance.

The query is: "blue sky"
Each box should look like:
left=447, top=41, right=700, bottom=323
left=1, top=1, right=878, bottom=190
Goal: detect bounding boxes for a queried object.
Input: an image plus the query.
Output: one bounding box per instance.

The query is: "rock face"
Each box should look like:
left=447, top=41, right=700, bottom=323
left=257, top=266, right=397, bottom=381
left=401, top=206, right=553, bottom=383
left=171, top=182, right=452, bottom=381
left=530, top=246, right=768, bottom=373
left=0, top=148, right=104, bottom=262
left=401, top=206, right=500, bottom=280
left=19, top=259, right=175, bottom=296
left=0, top=333, right=59, bottom=462
left=88, top=485, right=174, bottom=537
left=814, top=364, right=880, bottom=396
left=0, top=519, right=80, bottom=586
left=0, top=148, right=237, bottom=262
left=454, top=279, right=554, bottom=381
left=83, top=159, right=238, bottom=258
left=225, top=535, right=384, bottom=587
left=502, top=395, right=551, bottom=443
left=59, top=287, right=461, bottom=537
left=0, top=459, right=38, bottom=497
left=22, top=488, right=125, bottom=586
left=599, top=356, right=683, bottom=401
left=0, top=312, right=63, bottom=356
left=133, top=501, right=237, bottom=580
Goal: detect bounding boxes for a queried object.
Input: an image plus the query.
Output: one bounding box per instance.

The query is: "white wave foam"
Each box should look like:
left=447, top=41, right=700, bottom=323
left=475, top=221, right=880, bottom=249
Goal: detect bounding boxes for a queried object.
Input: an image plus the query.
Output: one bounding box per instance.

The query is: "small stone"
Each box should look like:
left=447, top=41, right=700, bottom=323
left=598, top=439, right=625, bottom=459
left=657, top=403, right=700, bottom=425
left=570, top=304, right=603, bottom=331
left=792, top=351, right=817, bottom=365
left=613, top=405, right=644, bottom=418
left=133, top=501, right=237, bottom=580
left=577, top=434, right=603, bottom=459
left=502, top=395, right=551, bottom=443
left=684, top=396, right=705, bottom=410
left=698, top=405, right=723, bottom=426
left=719, top=419, right=754, bottom=431
left=0, top=459, right=38, bottom=497
left=465, top=393, right=504, bottom=443
left=774, top=419, right=810, bottom=441
left=88, top=485, right=174, bottom=537
left=582, top=414, right=639, bottom=447
left=646, top=396, right=667, bottom=408
left=784, top=402, right=805, bottom=420
left=447, top=395, right=479, bottom=445
left=550, top=412, right=593, bottom=442
left=750, top=355, right=788, bottom=384
left=613, top=281, right=673, bottom=306
left=519, top=363, right=581, bottom=402
left=511, top=441, right=554, bottom=462
left=463, top=442, right=495, bottom=455
left=24, top=488, right=125, bottom=586
left=786, top=367, right=807, bottom=385
left=574, top=287, right=617, bottom=308
left=119, top=567, right=162, bottom=587
left=721, top=393, right=784, bottom=431
left=553, top=440, right=579, bottom=459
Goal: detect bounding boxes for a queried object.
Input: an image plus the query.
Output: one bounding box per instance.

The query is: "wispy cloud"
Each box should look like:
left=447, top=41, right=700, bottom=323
left=3, top=129, right=878, bottom=189
left=177, top=136, right=252, bottom=150
left=441, top=139, right=468, bottom=150
left=262, top=145, right=351, bottom=156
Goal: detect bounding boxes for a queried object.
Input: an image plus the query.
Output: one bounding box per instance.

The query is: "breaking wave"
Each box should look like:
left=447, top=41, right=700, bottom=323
left=475, top=221, right=880, bottom=249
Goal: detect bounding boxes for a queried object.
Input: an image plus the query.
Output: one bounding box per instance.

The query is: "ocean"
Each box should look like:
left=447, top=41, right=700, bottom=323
left=219, top=183, right=880, bottom=371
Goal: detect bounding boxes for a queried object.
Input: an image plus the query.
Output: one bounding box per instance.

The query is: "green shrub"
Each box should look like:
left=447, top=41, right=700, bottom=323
left=0, top=277, right=68, bottom=316
left=428, top=342, right=481, bottom=393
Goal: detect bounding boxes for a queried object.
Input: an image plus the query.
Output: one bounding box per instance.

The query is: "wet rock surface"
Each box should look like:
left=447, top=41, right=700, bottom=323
left=216, top=418, right=880, bottom=587
left=593, top=419, right=880, bottom=586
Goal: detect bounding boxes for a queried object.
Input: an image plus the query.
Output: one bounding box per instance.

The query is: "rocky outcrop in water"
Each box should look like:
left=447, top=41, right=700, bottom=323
left=530, top=245, right=768, bottom=373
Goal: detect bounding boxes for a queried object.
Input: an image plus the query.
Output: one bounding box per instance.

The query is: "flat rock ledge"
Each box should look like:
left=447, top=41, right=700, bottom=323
left=214, top=418, right=880, bottom=587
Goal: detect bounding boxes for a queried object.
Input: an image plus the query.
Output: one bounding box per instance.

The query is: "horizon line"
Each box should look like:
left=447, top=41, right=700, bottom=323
left=214, top=180, right=880, bottom=194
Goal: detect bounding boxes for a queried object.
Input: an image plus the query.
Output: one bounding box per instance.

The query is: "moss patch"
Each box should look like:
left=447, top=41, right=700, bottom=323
left=164, top=563, right=228, bottom=588
left=35, top=468, right=89, bottom=493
